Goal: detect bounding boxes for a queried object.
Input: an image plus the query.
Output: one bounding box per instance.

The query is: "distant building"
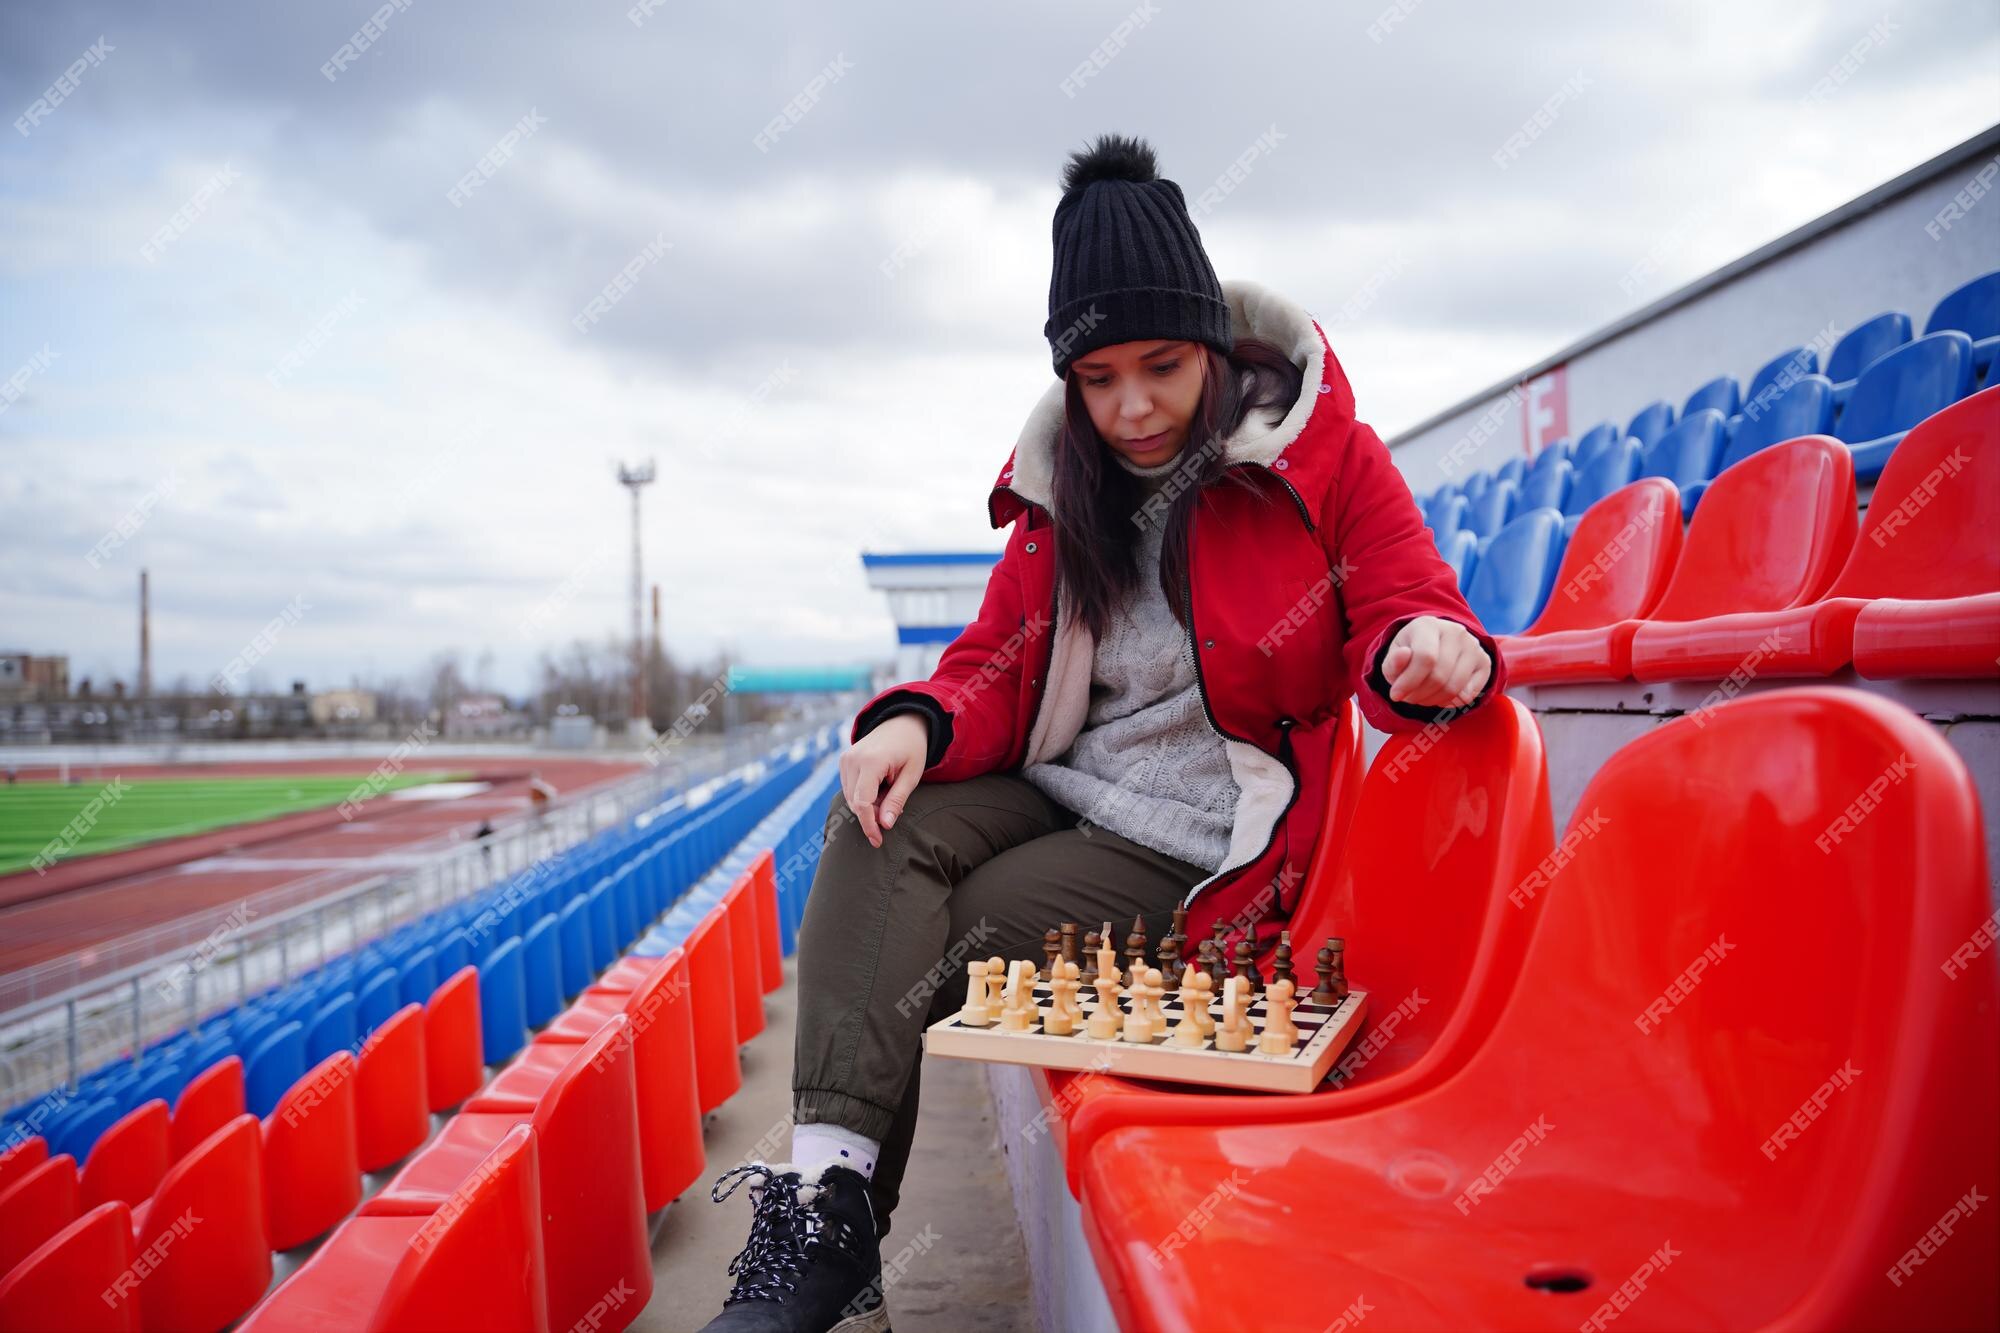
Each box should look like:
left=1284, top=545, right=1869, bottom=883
left=0, top=653, right=69, bottom=703
left=444, top=692, right=523, bottom=739
left=310, top=688, right=379, bottom=727
left=859, top=552, right=1000, bottom=681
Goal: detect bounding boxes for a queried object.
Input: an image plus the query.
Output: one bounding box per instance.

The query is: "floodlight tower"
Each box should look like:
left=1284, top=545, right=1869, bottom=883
left=615, top=460, right=656, bottom=729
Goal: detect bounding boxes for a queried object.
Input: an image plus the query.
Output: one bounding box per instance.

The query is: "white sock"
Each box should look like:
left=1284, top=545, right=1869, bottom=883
left=791, top=1122, right=881, bottom=1181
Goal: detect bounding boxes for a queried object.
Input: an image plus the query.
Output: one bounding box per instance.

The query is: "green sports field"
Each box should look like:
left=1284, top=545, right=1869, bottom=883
left=0, top=772, right=465, bottom=877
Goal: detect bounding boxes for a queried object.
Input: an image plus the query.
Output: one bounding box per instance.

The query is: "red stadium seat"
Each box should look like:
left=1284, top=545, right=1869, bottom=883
left=133, top=1114, right=272, bottom=1333
left=0, top=1153, right=79, bottom=1278
left=237, top=1124, right=549, bottom=1333
left=682, top=907, right=742, bottom=1114
left=1496, top=477, right=1684, bottom=682
left=1618, top=387, right=1998, bottom=680
left=721, top=875, right=766, bottom=1043
left=748, top=849, right=784, bottom=994
left=355, top=1005, right=429, bottom=1173
left=596, top=956, right=663, bottom=992
left=170, top=1056, right=244, bottom=1162
left=1059, top=696, right=1553, bottom=1194
left=262, top=1051, right=362, bottom=1250
left=0, top=1137, right=47, bottom=1199
left=80, top=1100, right=171, bottom=1211
left=370, top=1017, right=651, bottom=1333
left=422, top=966, right=484, bottom=1113
left=1079, top=689, right=1998, bottom=1333
left=1628, top=437, right=1857, bottom=680
left=0, top=1201, right=140, bottom=1333
left=532, top=947, right=705, bottom=1211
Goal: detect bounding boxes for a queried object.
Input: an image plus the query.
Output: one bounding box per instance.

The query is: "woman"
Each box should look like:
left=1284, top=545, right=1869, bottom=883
left=700, top=133, right=1505, bottom=1333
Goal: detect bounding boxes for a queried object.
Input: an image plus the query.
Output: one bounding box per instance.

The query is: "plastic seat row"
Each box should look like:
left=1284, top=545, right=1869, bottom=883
left=1498, top=387, right=1999, bottom=683
left=1068, top=685, right=1996, bottom=1331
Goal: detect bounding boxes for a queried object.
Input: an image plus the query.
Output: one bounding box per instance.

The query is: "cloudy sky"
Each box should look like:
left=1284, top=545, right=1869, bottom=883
left=3, top=1, right=1996, bottom=697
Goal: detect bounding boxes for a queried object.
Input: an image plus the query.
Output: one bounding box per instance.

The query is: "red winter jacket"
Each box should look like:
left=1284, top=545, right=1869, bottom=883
left=850, top=278, right=1507, bottom=958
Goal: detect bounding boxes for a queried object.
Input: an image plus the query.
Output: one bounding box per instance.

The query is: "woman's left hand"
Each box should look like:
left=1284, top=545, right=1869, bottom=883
left=1381, top=616, right=1492, bottom=710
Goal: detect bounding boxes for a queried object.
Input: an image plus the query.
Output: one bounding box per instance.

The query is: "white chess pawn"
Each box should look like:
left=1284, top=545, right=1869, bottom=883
left=1258, top=978, right=1300, bottom=1054
left=982, top=955, right=1006, bottom=1022
left=1214, top=975, right=1251, bottom=1053
left=1169, top=968, right=1207, bottom=1048
left=1044, top=960, right=1080, bottom=1036
left=960, top=960, right=994, bottom=1026
left=1087, top=971, right=1122, bottom=1040
left=1189, top=969, right=1216, bottom=1036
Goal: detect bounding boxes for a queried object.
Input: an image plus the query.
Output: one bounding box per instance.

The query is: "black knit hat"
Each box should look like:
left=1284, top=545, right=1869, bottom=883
left=1044, top=133, right=1234, bottom=379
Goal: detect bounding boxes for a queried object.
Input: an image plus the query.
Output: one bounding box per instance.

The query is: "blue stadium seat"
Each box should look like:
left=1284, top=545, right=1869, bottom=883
left=1826, top=311, right=1912, bottom=412
left=1527, top=438, right=1572, bottom=473
left=1683, top=375, right=1740, bottom=419
left=1926, top=270, right=1999, bottom=387
left=398, top=946, right=436, bottom=1009
left=1438, top=529, right=1478, bottom=589
left=1461, top=471, right=1493, bottom=503
left=356, top=967, right=401, bottom=1037
left=307, top=993, right=358, bottom=1064
left=1465, top=508, right=1567, bottom=637
left=1836, top=331, right=1975, bottom=481
left=521, top=914, right=564, bottom=1028
left=1465, top=479, right=1518, bottom=540
left=130, top=1059, right=186, bottom=1111
left=1563, top=438, right=1641, bottom=517
left=586, top=880, right=618, bottom=973
left=477, top=937, right=528, bottom=1064
left=1683, top=374, right=1837, bottom=512
left=1745, top=343, right=1818, bottom=408
left=1517, top=458, right=1571, bottom=513
left=244, top=1020, right=306, bottom=1119
left=1639, top=408, right=1729, bottom=498
left=1495, top=457, right=1527, bottom=488
left=1424, top=493, right=1468, bottom=538
left=1626, top=401, right=1675, bottom=449
left=1571, top=422, right=1622, bottom=472
left=53, top=1096, right=120, bottom=1163
left=434, top=928, right=470, bottom=983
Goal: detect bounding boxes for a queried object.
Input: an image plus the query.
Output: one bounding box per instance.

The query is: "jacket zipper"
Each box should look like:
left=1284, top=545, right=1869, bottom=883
left=1009, top=509, right=1062, bottom=771
left=1175, top=482, right=1305, bottom=914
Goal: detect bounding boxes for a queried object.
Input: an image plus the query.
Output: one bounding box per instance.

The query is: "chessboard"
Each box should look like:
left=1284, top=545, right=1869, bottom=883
left=924, top=970, right=1371, bottom=1094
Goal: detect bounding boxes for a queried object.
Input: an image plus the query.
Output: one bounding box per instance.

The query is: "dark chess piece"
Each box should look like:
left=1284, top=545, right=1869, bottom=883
left=1060, top=922, right=1080, bottom=969
left=1041, top=929, right=1062, bottom=982
left=1167, top=908, right=1188, bottom=971
left=1125, top=914, right=1148, bottom=979
left=1081, top=931, right=1101, bottom=986
left=1158, top=934, right=1183, bottom=991
left=1270, top=931, right=1295, bottom=989
left=1233, top=939, right=1263, bottom=995
left=1311, top=942, right=1340, bottom=1006
left=1328, top=937, right=1349, bottom=1001
left=1201, top=937, right=1226, bottom=983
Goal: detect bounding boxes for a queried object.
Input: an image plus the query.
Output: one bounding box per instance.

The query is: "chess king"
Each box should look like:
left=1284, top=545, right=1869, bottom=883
left=700, top=132, right=1506, bottom=1333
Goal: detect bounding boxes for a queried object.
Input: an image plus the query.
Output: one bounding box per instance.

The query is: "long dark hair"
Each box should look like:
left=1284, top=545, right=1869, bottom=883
left=1051, top=336, right=1304, bottom=639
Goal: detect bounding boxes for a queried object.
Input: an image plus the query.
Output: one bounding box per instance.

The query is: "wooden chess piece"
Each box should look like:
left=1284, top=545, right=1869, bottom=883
left=1270, top=931, right=1295, bottom=989
left=1169, top=967, right=1208, bottom=1047
left=1125, top=914, right=1148, bottom=982
left=1158, top=934, right=1183, bottom=991
left=983, top=955, right=1006, bottom=1022
left=1096, top=924, right=1122, bottom=989
left=1311, top=942, right=1340, bottom=1005
left=1233, top=939, right=1263, bottom=996
left=1189, top=968, right=1217, bottom=1036
left=1210, top=922, right=1229, bottom=974
left=1041, top=929, right=1062, bottom=982
left=1123, top=967, right=1164, bottom=1044
left=1169, top=907, right=1188, bottom=960
left=1044, top=960, right=1081, bottom=1036
left=1328, top=937, right=1349, bottom=1002
left=959, top=960, right=994, bottom=1026
left=1002, top=959, right=1037, bottom=1031
left=1080, top=930, right=1101, bottom=986
left=1087, top=970, right=1122, bottom=1040
left=1257, top=978, right=1300, bottom=1054
left=1060, top=922, right=1080, bottom=970
left=1214, top=975, right=1251, bottom=1053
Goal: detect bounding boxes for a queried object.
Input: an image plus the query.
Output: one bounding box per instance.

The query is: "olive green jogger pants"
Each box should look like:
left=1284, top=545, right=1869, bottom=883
left=790, top=771, right=1208, bottom=1235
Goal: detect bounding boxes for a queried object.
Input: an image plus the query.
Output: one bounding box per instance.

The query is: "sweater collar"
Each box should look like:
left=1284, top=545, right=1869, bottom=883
left=987, top=277, right=1345, bottom=530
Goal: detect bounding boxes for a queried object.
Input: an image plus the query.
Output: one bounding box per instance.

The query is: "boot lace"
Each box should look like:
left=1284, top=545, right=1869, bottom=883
left=711, top=1163, right=824, bottom=1304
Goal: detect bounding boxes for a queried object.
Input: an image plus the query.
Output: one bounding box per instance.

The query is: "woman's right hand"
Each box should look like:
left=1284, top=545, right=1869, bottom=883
left=840, top=712, right=930, bottom=849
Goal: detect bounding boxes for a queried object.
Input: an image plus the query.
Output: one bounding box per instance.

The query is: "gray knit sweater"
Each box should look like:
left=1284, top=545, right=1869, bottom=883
left=1021, top=453, right=1239, bottom=872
